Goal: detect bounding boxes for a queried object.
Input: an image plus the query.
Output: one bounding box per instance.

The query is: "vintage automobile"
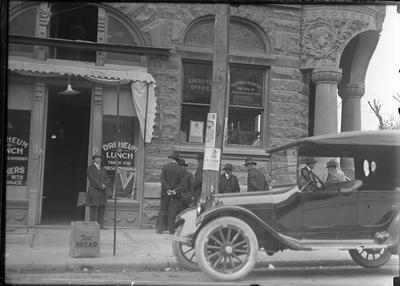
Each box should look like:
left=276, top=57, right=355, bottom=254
left=172, top=130, right=400, bottom=281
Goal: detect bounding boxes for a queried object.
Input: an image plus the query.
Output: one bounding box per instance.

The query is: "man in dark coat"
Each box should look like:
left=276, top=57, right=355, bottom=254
left=156, top=151, right=184, bottom=234
left=298, top=157, right=320, bottom=191
left=192, top=152, right=204, bottom=205
left=168, top=159, right=193, bottom=233
left=219, top=163, right=240, bottom=193
left=244, top=157, right=269, bottom=192
left=86, top=152, right=110, bottom=229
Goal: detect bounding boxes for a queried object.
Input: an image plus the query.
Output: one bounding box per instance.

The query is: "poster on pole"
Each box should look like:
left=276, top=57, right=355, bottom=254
left=205, top=113, right=217, bottom=148
left=203, top=147, right=221, bottom=171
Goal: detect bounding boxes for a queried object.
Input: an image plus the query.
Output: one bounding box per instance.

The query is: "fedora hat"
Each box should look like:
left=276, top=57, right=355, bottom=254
left=326, top=159, right=339, bottom=168
left=178, top=159, right=188, bottom=166
left=197, top=152, right=204, bottom=160
left=168, top=151, right=180, bottom=160
left=222, top=163, right=233, bottom=171
left=244, top=157, right=257, bottom=166
left=92, top=152, right=103, bottom=160
left=302, top=157, right=317, bottom=165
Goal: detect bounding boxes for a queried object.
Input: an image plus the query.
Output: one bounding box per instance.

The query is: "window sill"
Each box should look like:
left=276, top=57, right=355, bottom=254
left=174, top=144, right=270, bottom=161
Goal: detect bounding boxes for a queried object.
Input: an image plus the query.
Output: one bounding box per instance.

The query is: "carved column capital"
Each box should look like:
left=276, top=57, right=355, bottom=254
left=311, top=68, right=342, bottom=84
left=34, top=81, right=45, bottom=101
left=93, top=86, right=103, bottom=104
left=301, top=6, right=382, bottom=70
left=338, top=83, right=365, bottom=99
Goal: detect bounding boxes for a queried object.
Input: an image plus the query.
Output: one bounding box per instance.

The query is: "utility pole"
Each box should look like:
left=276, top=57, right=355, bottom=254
left=201, top=4, right=229, bottom=207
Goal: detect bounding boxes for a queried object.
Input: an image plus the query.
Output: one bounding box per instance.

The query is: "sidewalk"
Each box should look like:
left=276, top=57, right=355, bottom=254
left=5, top=225, right=398, bottom=273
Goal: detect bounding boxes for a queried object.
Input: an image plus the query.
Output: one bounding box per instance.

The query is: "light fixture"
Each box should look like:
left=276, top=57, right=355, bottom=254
left=58, top=75, right=80, bottom=95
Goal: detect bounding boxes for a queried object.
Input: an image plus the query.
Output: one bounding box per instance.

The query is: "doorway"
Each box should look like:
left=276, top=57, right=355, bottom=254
left=41, top=85, right=91, bottom=225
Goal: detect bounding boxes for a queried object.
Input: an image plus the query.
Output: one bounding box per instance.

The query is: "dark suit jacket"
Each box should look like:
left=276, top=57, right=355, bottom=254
left=86, top=164, right=109, bottom=207
left=160, top=161, right=184, bottom=196
left=219, top=173, right=240, bottom=193
left=193, top=165, right=203, bottom=200
left=247, top=167, right=268, bottom=192
left=174, top=171, right=194, bottom=205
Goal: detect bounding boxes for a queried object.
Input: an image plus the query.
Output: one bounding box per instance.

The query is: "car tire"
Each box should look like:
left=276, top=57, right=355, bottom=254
left=195, top=216, right=258, bottom=281
left=172, top=225, right=199, bottom=271
left=348, top=248, right=391, bottom=268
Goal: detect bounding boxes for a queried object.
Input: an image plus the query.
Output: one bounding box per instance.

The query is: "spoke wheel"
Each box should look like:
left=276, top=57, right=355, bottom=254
left=172, top=225, right=199, bottom=271
left=349, top=248, right=391, bottom=268
left=195, top=217, right=258, bottom=281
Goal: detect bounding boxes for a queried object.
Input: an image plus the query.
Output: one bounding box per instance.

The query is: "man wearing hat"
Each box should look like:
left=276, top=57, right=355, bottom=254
left=219, top=163, right=240, bottom=193
left=192, top=152, right=204, bottom=205
left=156, top=151, right=184, bottom=234
left=86, top=152, right=110, bottom=229
left=298, top=157, right=320, bottom=191
left=325, top=159, right=348, bottom=185
left=167, top=159, right=193, bottom=230
left=244, top=158, right=269, bottom=192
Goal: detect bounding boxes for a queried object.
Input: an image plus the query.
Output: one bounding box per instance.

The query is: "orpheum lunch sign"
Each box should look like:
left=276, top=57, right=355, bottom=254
left=7, top=110, right=30, bottom=186
left=102, top=115, right=137, bottom=199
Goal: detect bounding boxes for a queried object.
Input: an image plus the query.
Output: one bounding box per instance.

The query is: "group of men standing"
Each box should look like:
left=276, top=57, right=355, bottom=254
left=156, top=152, right=271, bottom=234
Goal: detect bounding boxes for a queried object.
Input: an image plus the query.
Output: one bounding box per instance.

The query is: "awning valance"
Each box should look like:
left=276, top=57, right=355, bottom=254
left=8, top=57, right=157, bottom=143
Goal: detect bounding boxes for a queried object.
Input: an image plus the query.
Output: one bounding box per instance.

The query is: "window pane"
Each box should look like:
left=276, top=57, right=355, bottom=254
left=9, top=7, right=37, bottom=54
left=180, top=105, right=209, bottom=143
left=182, top=62, right=212, bottom=104
left=230, top=66, right=263, bottom=107
left=227, top=107, right=262, bottom=145
left=107, top=15, right=141, bottom=63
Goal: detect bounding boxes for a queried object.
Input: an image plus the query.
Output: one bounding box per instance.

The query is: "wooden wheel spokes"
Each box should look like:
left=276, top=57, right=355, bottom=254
left=204, top=225, right=250, bottom=274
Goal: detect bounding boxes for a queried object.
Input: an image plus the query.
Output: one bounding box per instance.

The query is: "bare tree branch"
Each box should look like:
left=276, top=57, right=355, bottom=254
left=368, top=99, right=384, bottom=129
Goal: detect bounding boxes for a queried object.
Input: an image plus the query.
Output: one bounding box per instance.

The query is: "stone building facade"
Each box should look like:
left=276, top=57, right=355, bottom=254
left=6, top=2, right=385, bottom=227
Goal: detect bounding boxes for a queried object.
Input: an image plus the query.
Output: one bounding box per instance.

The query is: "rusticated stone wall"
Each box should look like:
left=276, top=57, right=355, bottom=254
left=109, top=3, right=308, bottom=227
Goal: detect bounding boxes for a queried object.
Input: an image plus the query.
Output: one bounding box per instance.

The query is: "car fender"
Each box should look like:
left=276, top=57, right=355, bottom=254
left=386, top=207, right=400, bottom=253
left=196, top=205, right=310, bottom=250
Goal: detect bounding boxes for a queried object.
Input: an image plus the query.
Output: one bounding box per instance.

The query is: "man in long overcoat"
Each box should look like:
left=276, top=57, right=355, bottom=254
left=168, top=159, right=193, bottom=232
left=244, top=157, right=269, bottom=192
left=219, top=163, right=240, bottom=193
left=192, top=152, right=204, bottom=205
left=157, top=151, right=184, bottom=234
left=86, top=152, right=110, bottom=229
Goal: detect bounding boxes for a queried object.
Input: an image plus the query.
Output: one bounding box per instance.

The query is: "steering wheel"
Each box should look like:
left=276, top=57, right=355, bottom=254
left=300, top=173, right=324, bottom=192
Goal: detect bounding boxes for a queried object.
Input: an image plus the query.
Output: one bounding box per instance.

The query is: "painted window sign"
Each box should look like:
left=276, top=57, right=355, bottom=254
left=102, top=115, right=137, bottom=199
left=182, top=62, right=212, bottom=104
left=230, top=66, right=263, bottom=107
left=7, top=109, right=30, bottom=186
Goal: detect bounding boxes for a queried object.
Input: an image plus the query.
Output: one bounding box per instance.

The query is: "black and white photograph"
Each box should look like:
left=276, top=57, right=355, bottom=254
left=2, top=1, right=400, bottom=286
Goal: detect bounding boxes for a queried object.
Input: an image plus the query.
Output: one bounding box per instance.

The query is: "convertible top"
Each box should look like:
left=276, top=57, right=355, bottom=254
left=266, top=130, right=400, bottom=157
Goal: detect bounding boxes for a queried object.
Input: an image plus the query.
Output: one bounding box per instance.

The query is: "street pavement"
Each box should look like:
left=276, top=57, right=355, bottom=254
left=4, top=224, right=399, bottom=276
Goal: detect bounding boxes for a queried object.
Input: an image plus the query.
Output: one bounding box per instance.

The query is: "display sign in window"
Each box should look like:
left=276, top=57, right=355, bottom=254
left=230, top=66, right=263, bottom=107
left=102, top=115, right=137, bottom=199
left=182, top=62, right=212, bottom=104
left=6, top=109, right=31, bottom=186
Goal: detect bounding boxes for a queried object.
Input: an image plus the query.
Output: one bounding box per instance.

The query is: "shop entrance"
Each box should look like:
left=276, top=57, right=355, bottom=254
left=41, top=86, right=91, bottom=225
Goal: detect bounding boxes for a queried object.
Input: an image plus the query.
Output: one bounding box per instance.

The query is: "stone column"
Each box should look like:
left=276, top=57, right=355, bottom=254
left=311, top=68, right=342, bottom=135
left=338, top=83, right=364, bottom=179
left=339, top=84, right=364, bottom=132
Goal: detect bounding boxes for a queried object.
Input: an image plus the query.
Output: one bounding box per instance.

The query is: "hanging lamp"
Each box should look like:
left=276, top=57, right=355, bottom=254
left=58, top=75, right=80, bottom=95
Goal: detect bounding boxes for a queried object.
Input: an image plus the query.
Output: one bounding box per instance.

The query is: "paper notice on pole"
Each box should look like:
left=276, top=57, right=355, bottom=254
left=203, top=147, right=221, bottom=171
left=205, top=113, right=217, bottom=148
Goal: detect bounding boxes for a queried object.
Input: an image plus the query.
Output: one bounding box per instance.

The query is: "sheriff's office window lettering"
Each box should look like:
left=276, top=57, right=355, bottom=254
left=227, top=66, right=264, bottom=146
left=7, top=109, right=31, bottom=186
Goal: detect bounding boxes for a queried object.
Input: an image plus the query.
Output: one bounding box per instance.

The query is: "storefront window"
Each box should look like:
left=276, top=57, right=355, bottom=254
left=228, top=66, right=264, bottom=146
left=6, top=109, right=31, bottom=186
left=180, top=62, right=265, bottom=146
left=102, top=115, right=137, bottom=199
left=180, top=62, right=211, bottom=143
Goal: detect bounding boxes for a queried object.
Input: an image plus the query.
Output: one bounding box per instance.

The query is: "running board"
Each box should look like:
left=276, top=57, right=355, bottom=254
left=297, top=239, right=387, bottom=250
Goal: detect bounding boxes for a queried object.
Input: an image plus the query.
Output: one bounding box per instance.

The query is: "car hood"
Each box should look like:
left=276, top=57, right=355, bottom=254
left=212, top=185, right=299, bottom=207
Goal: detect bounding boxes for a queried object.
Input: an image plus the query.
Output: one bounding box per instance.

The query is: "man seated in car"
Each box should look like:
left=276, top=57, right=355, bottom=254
left=324, top=159, right=350, bottom=185
left=298, top=157, right=321, bottom=191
